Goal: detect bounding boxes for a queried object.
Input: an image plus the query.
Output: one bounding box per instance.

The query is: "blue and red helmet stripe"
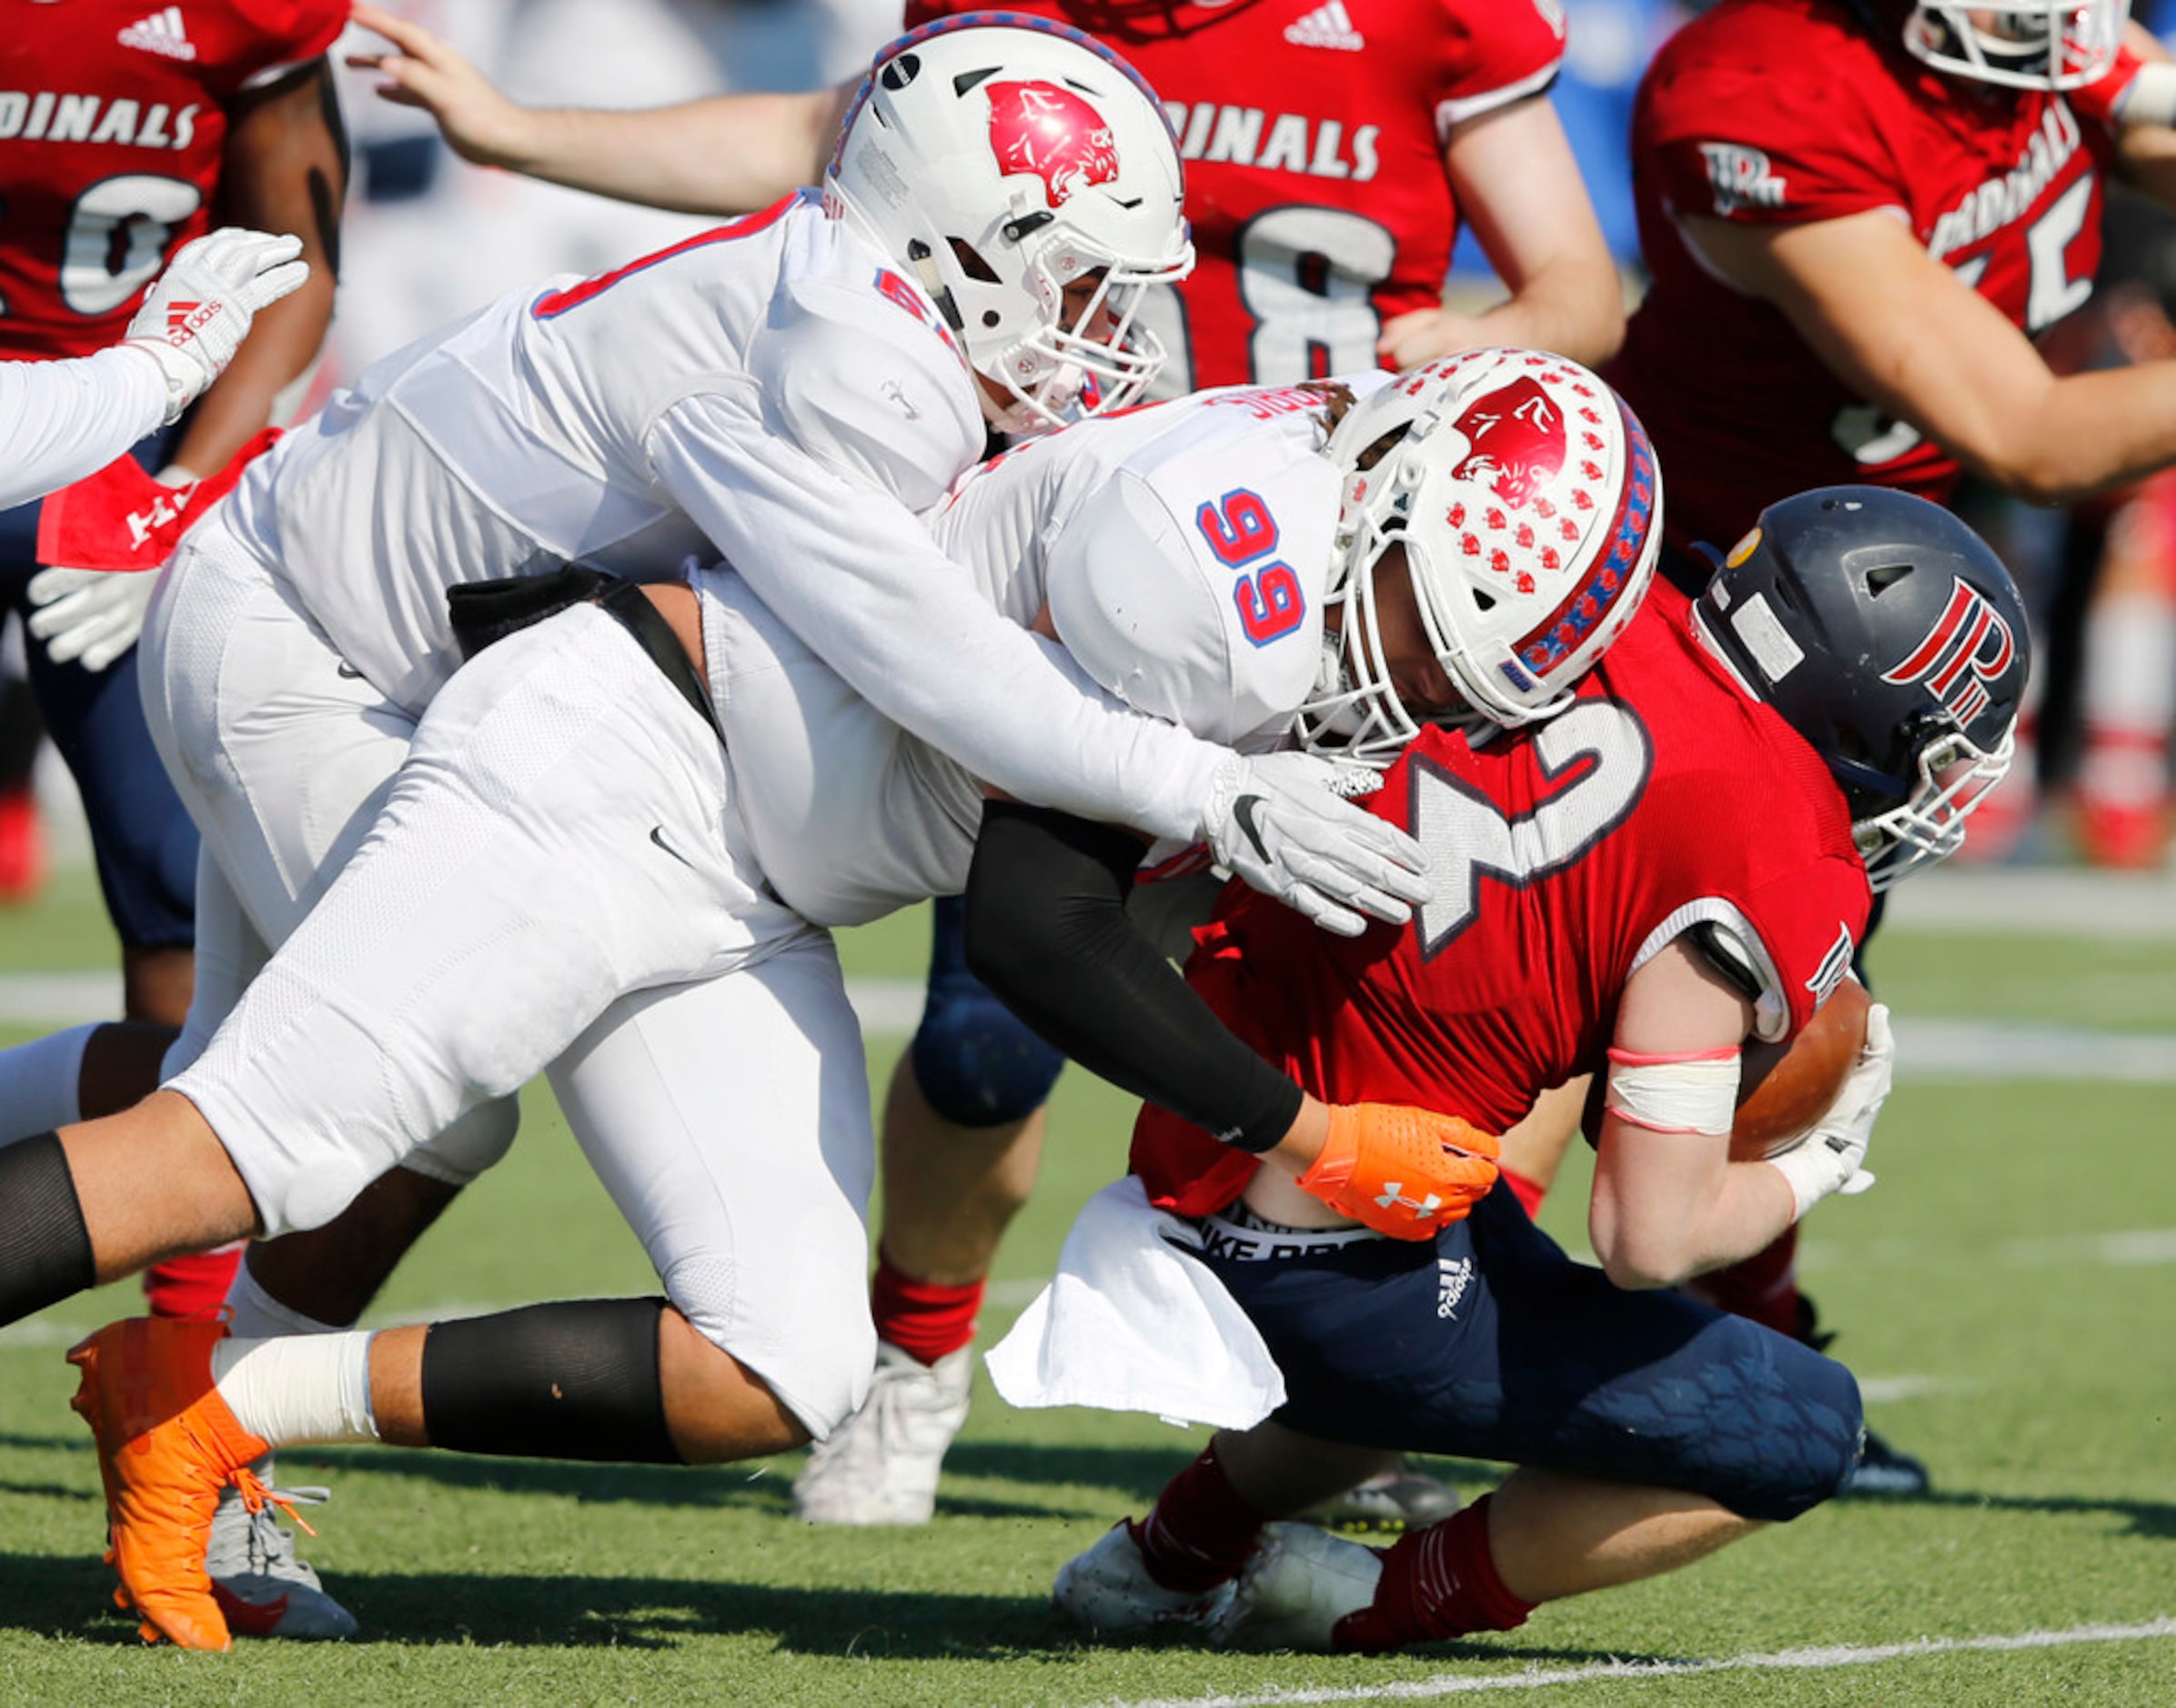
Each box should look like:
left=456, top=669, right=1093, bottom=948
left=1511, top=400, right=1657, bottom=676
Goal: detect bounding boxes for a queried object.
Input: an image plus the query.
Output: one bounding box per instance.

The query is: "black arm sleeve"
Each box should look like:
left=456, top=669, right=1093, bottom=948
left=963, top=799, right=1305, bottom=1154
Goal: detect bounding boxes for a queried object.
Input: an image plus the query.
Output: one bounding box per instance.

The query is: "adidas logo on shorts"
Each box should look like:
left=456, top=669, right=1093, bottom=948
left=1436, top=1255, right=1474, bottom=1320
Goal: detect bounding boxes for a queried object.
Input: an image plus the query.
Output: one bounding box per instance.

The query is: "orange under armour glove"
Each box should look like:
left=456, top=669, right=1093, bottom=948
left=1295, top=1104, right=1502, bottom=1240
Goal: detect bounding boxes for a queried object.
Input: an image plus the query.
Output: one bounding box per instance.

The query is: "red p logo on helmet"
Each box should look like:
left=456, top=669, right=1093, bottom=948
left=987, top=80, right=1120, bottom=206
left=1448, top=377, right=1567, bottom=510
left=1882, top=579, right=2017, bottom=727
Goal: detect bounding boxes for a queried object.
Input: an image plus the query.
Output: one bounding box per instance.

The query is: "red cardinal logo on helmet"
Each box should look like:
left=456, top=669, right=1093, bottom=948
left=1449, top=377, right=1568, bottom=510
left=987, top=81, right=1120, bottom=206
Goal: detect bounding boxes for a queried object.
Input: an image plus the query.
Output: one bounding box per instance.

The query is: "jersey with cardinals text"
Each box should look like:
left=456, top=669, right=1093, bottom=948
left=1132, top=580, right=1874, bottom=1217
left=905, top=0, right=1564, bottom=393
left=0, top=0, right=346, bottom=361
left=1612, top=0, right=2137, bottom=549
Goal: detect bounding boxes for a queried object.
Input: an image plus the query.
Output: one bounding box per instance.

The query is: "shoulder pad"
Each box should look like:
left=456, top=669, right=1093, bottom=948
left=1046, top=452, right=1328, bottom=746
left=1687, top=919, right=1768, bottom=1005
left=750, top=275, right=983, bottom=513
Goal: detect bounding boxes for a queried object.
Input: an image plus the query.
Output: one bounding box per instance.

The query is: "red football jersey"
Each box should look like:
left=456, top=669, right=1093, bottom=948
left=1132, top=581, right=1873, bottom=1217
left=1611, top=0, right=2135, bottom=551
left=905, top=0, right=1565, bottom=390
left=0, top=0, right=346, bottom=361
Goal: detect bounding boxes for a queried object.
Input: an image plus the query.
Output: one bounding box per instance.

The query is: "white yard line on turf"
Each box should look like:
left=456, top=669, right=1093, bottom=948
left=1799, top=1229, right=2176, bottom=1275
left=15, top=981, right=2174, bottom=1080
left=1888, top=868, right=2176, bottom=939
left=1893, top=1016, right=2176, bottom=1082
left=7, top=972, right=2176, bottom=1080
left=1089, top=1617, right=2176, bottom=1708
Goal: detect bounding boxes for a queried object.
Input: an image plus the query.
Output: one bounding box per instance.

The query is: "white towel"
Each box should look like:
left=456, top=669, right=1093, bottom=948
left=984, top=1176, right=1287, bottom=1431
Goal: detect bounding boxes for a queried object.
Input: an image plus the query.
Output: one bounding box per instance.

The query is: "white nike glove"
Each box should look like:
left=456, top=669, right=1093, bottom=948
left=1768, top=1001, right=1892, bottom=1221
left=125, top=227, right=310, bottom=422
left=1202, top=750, right=1432, bottom=939
left=25, top=564, right=159, bottom=671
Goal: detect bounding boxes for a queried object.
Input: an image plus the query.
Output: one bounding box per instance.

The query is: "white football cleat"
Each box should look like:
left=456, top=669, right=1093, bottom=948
left=204, top=1465, right=358, bottom=1640
left=1212, top=1520, right=1383, bottom=1652
left=1053, top=1521, right=1234, bottom=1634
left=791, top=1340, right=973, bottom=1525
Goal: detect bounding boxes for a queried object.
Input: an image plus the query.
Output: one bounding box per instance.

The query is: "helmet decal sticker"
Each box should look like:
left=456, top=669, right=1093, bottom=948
left=986, top=81, right=1121, bottom=206
left=1727, top=590, right=1807, bottom=685
left=1446, top=375, right=1567, bottom=509
left=1881, top=578, right=2019, bottom=727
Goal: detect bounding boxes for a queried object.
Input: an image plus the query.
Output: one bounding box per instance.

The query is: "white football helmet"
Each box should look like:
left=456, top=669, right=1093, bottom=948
left=1295, top=349, right=1662, bottom=767
left=1897, top=1, right=2128, bottom=92
left=826, top=15, right=1194, bottom=432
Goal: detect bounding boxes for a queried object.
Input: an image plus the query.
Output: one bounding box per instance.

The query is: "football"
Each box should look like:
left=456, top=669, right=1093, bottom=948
left=1731, top=980, right=1872, bottom=1161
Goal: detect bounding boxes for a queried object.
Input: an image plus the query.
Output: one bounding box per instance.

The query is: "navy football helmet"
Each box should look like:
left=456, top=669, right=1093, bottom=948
left=1694, top=487, right=2030, bottom=889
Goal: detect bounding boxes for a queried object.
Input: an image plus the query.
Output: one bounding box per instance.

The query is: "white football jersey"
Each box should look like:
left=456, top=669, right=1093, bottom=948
left=706, top=378, right=1389, bottom=926
left=223, top=194, right=981, bottom=714
left=209, top=193, right=1230, bottom=841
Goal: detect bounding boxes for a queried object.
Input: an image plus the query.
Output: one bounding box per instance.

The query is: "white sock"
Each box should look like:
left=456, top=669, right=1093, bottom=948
left=211, top=1331, right=379, bottom=1449
left=222, top=1258, right=351, bottom=1340
left=0, top=1022, right=95, bottom=1140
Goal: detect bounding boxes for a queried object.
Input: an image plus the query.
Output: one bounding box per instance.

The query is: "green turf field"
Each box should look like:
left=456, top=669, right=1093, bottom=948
left=3, top=867, right=2172, bottom=1704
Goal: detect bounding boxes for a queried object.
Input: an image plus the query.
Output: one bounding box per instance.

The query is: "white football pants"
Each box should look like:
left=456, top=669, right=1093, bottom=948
left=150, top=558, right=878, bottom=1434
left=140, top=510, right=519, bottom=1185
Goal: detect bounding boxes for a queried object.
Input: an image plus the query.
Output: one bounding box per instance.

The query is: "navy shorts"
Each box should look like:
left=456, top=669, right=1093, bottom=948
left=1196, top=1185, right=1864, bottom=1523
left=0, top=424, right=196, bottom=949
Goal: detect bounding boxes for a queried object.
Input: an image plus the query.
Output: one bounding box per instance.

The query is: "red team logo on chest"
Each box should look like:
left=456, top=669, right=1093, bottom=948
left=1448, top=377, right=1567, bottom=509
left=986, top=81, right=1119, bottom=206
left=1882, top=579, right=2018, bottom=726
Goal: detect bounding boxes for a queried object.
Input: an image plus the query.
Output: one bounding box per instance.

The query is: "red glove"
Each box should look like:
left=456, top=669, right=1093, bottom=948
left=1296, top=1104, right=1501, bottom=1240
left=35, top=428, right=279, bottom=573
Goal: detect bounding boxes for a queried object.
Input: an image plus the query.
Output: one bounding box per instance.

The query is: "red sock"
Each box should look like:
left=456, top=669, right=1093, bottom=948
left=143, top=1243, right=244, bottom=1321
left=1334, top=1493, right=1535, bottom=1651
left=1682, top=1223, right=1799, bottom=1336
left=870, top=1248, right=983, bottom=1366
left=1135, top=1441, right=1271, bottom=1593
left=1500, top=1167, right=1546, bottom=1220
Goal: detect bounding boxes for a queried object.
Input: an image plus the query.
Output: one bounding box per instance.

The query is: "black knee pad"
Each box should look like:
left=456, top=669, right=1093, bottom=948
left=418, top=1296, right=680, bottom=1464
left=0, top=1132, right=95, bottom=1327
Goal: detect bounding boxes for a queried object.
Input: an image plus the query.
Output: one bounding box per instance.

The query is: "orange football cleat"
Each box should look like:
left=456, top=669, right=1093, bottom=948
left=67, top=1317, right=279, bottom=1651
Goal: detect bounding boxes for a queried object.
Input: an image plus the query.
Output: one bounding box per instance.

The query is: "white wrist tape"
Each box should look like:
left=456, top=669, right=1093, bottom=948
left=1766, top=1135, right=1868, bottom=1223
left=1604, top=1047, right=1739, bottom=1138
